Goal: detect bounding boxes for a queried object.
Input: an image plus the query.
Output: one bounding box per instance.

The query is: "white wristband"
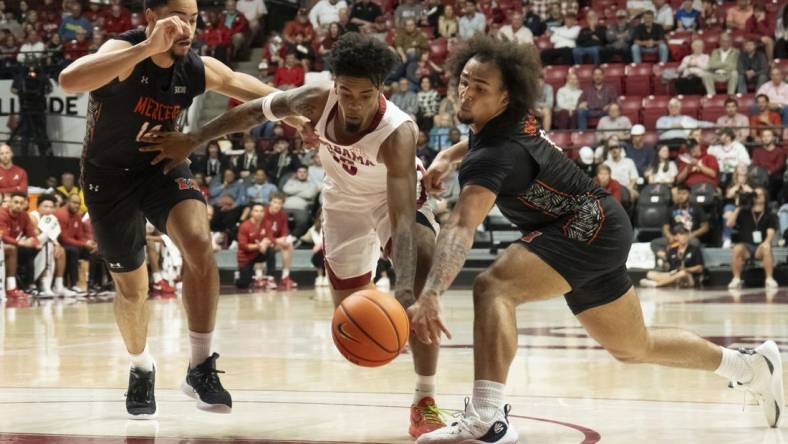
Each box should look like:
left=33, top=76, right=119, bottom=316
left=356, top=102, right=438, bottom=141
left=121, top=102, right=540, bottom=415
left=261, top=92, right=285, bottom=122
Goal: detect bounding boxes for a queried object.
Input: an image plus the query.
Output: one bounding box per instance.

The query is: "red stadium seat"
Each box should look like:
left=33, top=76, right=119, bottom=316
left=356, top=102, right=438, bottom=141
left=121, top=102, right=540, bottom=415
left=429, top=38, right=448, bottom=65
left=620, top=96, right=643, bottom=124
left=543, top=65, right=569, bottom=93
left=535, top=35, right=553, bottom=51
left=667, top=31, right=692, bottom=62
left=697, top=29, right=721, bottom=51
left=652, top=62, right=680, bottom=96
left=736, top=93, right=756, bottom=111
left=624, top=63, right=654, bottom=96
left=679, top=95, right=701, bottom=119
left=546, top=131, right=572, bottom=150
left=602, top=63, right=626, bottom=95
left=699, top=94, right=729, bottom=121
left=571, top=131, right=598, bottom=148
left=775, top=59, right=788, bottom=78
left=642, top=95, right=672, bottom=129
left=574, top=64, right=595, bottom=90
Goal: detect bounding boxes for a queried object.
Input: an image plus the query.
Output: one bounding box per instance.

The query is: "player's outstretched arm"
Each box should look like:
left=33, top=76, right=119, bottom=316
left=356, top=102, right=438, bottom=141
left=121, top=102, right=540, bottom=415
left=139, top=85, right=326, bottom=173
left=409, top=185, right=497, bottom=345
left=59, top=16, right=191, bottom=93
left=203, top=56, right=277, bottom=102
left=423, top=139, right=468, bottom=194
left=380, top=122, right=419, bottom=308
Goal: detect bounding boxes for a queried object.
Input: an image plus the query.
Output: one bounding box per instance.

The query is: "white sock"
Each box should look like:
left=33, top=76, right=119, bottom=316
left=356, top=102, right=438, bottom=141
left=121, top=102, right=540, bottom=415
left=282, top=269, right=290, bottom=279
left=7, top=277, right=16, bottom=291
left=715, top=347, right=755, bottom=384
left=129, top=345, right=155, bottom=371
left=152, top=272, right=162, bottom=283
left=414, top=374, right=436, bottom=404
left=472, top=380, right=505, bottom=422
left=54, top=277, right=64, bottom=291
left=189, top=330, right=213, bottom=368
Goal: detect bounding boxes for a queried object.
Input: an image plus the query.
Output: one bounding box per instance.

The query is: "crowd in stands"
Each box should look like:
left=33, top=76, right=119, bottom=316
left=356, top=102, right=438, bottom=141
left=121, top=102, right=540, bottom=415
left=5, top=0, right=788, bottom=291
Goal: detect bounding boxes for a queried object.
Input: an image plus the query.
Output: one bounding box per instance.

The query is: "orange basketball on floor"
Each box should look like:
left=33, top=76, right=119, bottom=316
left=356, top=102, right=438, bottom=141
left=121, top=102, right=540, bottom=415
left=332, top=289, right=410, bottom=367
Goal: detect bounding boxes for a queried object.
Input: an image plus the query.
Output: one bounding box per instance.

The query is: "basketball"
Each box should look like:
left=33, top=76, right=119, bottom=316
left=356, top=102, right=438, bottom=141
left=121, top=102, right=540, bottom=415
left=332, top=289, right=410, bottom=367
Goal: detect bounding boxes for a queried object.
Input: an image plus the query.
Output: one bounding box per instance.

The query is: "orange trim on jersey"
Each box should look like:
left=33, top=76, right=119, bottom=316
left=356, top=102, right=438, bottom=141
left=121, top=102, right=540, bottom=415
left=534, top=179, right=570, bottom=197
left=324, top=94, right=387, bottom=146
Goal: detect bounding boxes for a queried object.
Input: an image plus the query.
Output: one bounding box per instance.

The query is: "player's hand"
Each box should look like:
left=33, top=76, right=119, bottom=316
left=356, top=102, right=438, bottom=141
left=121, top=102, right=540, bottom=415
left=284, top=116, right=319, bottom=149
left=407, top=293, right=452, bottom=345
left=146, top=16, right=191, bottom=55
left=138, top=130, right=199, bottom=174
left=423, top=155, right=451, bottom=195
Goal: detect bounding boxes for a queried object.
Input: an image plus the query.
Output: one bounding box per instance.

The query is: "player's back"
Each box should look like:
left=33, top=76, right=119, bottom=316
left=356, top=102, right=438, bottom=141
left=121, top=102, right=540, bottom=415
left=83, top=29, right=206, bottom=170
left=314, top=85, right=413, bottom=211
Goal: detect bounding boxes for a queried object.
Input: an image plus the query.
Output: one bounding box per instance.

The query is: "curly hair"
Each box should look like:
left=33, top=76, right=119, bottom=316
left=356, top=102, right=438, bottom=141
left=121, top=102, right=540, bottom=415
left=447, top=35, right=543, bottom=120
left=326, top=32, right=399, bottom=88
left=144, top=0, right=169, bottom=9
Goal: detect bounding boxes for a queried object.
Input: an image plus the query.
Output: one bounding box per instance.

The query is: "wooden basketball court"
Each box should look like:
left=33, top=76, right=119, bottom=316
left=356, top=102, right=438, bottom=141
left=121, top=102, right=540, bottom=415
left=0, top=286, right=785, bottom=443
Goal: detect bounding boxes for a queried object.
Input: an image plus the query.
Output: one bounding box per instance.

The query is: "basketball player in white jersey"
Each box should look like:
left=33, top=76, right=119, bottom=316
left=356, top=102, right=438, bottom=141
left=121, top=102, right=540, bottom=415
left=140, top=32, right=448, bottom=437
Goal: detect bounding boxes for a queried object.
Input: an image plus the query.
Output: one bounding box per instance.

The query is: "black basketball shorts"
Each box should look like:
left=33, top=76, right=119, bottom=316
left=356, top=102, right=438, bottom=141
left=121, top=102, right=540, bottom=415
left=82, top=160, right=205, bottom=273
left=515, top=195, right=634, bottom=315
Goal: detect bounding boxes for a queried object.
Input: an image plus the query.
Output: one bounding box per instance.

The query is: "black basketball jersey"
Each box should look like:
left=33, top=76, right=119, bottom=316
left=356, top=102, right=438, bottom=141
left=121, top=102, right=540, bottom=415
left=83, top=29, right=205, bottom=169
left=459, top=114, right=610, bottom=242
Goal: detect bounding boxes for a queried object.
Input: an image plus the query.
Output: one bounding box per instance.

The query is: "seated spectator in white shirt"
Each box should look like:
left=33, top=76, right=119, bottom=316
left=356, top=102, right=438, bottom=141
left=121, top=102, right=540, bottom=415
left=596, top=103, right=633, bottom=143
left=707, top=127, right=750, bottom=184
left=498, top=10, right=533, bottom=45
left=644, top=144, right=679, bottom=184
left=654, top=0, right=674, bottom=30
left=540, top=12, right=580, bottom=65
left=756, top=67, right=788, bottom=126
left=283, top=167, right=319, bottom=237
left=554, top=70, right=583, bottom=129
left=309, top=0, right=349, bottom=32
left=605, top=140, right=640, bottom=200
left=458, top=1, right=486, bottom=40
left=715, top=97, right=750, bottom=143
left=657, top=98, right=713, bottom=142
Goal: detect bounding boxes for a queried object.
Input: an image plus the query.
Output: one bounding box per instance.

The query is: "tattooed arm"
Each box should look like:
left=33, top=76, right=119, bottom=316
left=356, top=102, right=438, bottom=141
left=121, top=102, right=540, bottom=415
left=409, top=184, right=497, bottom=345
left=138, top=85, right=327, bottom=173
left=380, top=122, right=419, bottom=308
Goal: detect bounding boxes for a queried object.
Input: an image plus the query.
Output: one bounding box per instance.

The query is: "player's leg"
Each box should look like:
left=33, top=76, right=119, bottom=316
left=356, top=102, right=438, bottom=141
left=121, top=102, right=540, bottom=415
left=576, top=286, right=784, bottom=427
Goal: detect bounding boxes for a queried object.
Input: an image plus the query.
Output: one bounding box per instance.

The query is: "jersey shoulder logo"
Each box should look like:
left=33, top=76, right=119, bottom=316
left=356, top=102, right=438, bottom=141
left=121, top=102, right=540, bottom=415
left=522, top=114, right=540, bottom=136
left=175, top=178, right=195, bottom=190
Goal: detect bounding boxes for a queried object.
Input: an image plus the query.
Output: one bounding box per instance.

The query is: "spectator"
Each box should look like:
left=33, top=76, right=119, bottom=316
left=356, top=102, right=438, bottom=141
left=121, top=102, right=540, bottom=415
left=654, top=0, right=674, bottom=31
left=750, top=94, right=782, bottom=142
left=458, top=1, right=486, bottom=40
left=699, top=0, right=722, bottom=29
left=544, top=4, right=564, bottom=30
left=390, top=78, right=419, bottom=118
left=273, top=52, right=304, bottom=89
left=594, top=163, right=622, bottom=202
left=626, top=124, right=656, bottom=176
left=524, top=1, right=546, bottom=37
left=674, top=39, right=709, bottom=96
left=737, top=39, right=768, bottom=94
left=209, top=168, right=247, bottom=233
left=498, top=10, right=533, bottom=45
left=391, top=19, right=428, bottom=81
left=756, top=68, right=788, bottom=126
left=222, top=0, right=249, bottom=57
left=725, top=0, right=752, bottom=31
left=631, top=11, right=668, bottom=63
left=438, top=4, right=459, bottom=38
left=0, top=144, right=28, bottom=194
left=201, top=13, right=232, bottom=64
left=675, top=0, right=700, bottom=31
left=16, top=30, right=44, bottom=66
left=554, top=70, right=582, bottom=129
left=727, top=187, right=778, bottom=289
left=236, top=135, right=262, bottom=180
left=303, top=211, right=327, bottom=287
left=265, top=138, right=301, bottom=184
left=722, top=164, right=752, bottom=247
left=572, top=10, right=605, bottom=65
left=743, top=4, right=774, bottom=61
left=59, top=2, right=92, bottom=42
left=640, top=224, right=704, bottom=288
left=605, top=140, right=640, bottom=200
left=317, top=23, right=343, bottom=67
left=283, top=166, right=319, bottom=237
left=336, top=7, right=358, bottom=33
left=407, top=51, right=443, bottom=90
left=778, top=5, right=788, bottom=59
left=577, top=67, right=617, bottom=130
left=428, top=113, right=452, bottom=152
left=651, top=184, right=709, bottom=254
left=677, top=140, right=719, bottom=187
left=199, top=141, right=228, bottom=183
left=236, top=0, right=267, bottom=42
left=417, top=76, right=440, bottom=131
left=283, top=8, right=316, bottom=45
left=541, top=12, right=580, bottom=65
left=416, top=130, right=436, bottom=167
left=193, top=172, right=210, bottom=200
left=350, top=0, right=383, bottom=33
left=308, top=154, right=325, bottom=189
left=246, top=169, right=278, bottom=206
left=0, top=192, right=39, bottom=297
left=626, top=0, right=654, bottom=16
left=596, top=102, right=632, bottom=143
left=64, top=27, right=91, bottom=62
left=707, top=128, right=750, bottom=183
left=701, top=32, right=738, bottom=96
left=604, top=9, right=632, bottom=62
left=395, top=0, right=423, bottom=28
left=286, top=31, right=315, bottom=70
left=656, top=98, right=711, bottom=143
left=309, top=0, right=348, bottom=32
left=645, top=144, right=678, bottom=184
left=534, top=75, right=553, bottom=130
left=716, top=98, right=750, bottom=143
left=265, top=193, right=297, bottom=290
left=235, top=203, right=276, bottom=290
left=55, top=193, right=95, bottom=292
left=752, top=129, right=785, bottom=197
left=56, top=172, right=80, bottom=198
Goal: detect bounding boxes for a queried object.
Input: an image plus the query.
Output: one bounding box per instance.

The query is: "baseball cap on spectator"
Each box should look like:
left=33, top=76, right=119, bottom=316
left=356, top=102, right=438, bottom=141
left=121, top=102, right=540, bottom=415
left=631, top=124, right=646, bottom=136
left=579, top=146, right=594, bottom=165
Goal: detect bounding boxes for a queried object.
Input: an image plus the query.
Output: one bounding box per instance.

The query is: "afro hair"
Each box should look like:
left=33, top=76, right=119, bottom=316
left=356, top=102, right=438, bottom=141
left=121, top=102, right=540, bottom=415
left=325, top=32, right=399, bottom=88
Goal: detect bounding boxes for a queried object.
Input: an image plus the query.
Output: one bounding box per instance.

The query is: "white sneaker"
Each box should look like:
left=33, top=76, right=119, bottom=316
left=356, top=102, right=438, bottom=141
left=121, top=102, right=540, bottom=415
left=729, top=341, right=785, bottom=428
left=416, top=398, right=518, bottom=444
left=37, top=288, right=56, bottom=299
left=639, top=278, right=658, bottom=288
left=765, top=278, right=779, bottom=289
left=722, top=239, right=732, bottom=249
left=375, top=276, right=391, bottom=292
left=56, top=286, right=78, bottom=298
left=728, top=277, right=742, bottom=289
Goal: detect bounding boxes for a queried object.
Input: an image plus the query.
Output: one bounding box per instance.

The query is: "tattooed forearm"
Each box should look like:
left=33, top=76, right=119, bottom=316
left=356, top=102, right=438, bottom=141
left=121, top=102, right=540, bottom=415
left=391, top=221, right=417, bottom=307
left=423, top=224, right=475, bottom=297
left=193, top=98, right=266, bottom=144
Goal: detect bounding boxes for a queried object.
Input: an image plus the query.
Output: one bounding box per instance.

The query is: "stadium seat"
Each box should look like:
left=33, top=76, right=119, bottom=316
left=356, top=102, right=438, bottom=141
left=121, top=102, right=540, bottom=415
left=535, top=35, right=553, bottom=51
left=619, top=96, right=643, bottom=123
left=571, top=131, right=597, bottom=148
left=543, top=65, right=569, bottom=93
left=602, top=63, right=626, bottom=94
left=652, top=62, right=680, bottom=96
left=642, top=95, right=672, bottom=129
left=679, top=95, right=701, bottom=119
left=624, top=63, right=654, bottom=96
left=699, top=94, right=729, bottom=122
left=429, top=38, right=448, bottom=66
left=736, top=93, right=756, bottom=111
left=775, top=59, right=788, bottom=78
left=667, top=31, right=692, bottom=62
left=546, top=131, right=572, bottom=150
left=698, top=29, right=721, bottom=51
left=574, top=64, right=595, bottom=90
left=639, top=183, right=672, bottom=206
left=636, top=202, right=669, bottom=242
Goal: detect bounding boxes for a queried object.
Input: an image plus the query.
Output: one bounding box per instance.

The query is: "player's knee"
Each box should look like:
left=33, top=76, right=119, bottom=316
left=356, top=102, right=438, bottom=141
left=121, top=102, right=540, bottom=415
left=607, top=343, right=649, bottom=364
left=177, top=228, right=212, bottom=257
left=472, top=271, right=510, bottom=306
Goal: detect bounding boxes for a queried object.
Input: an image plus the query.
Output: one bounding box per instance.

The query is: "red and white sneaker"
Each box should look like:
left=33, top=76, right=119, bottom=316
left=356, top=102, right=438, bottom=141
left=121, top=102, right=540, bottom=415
left=159, top=280, right=176, bottom=294
left=278, top=276, right=298, bottom=291
left=254, top=276, right=278, bottom=290
left=6, top=288, right=29, bottom=299
left=409, top=397, right=447, bottom=438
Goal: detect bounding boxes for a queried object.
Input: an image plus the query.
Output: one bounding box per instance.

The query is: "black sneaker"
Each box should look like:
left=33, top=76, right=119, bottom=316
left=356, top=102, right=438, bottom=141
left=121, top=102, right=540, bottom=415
left=181, top=352, right=232, bottom=413
left=125, top=366, right=157, bottom=419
